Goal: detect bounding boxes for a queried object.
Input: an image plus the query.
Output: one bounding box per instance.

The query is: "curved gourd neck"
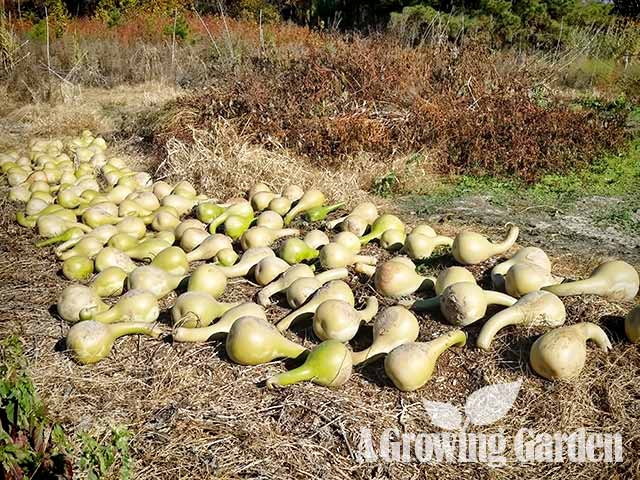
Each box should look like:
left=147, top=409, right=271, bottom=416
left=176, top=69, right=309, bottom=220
left=477, top=306, right=522, bottom=350
left=489, top=226, right=519, bottom=255
left=425, top=329, right=467, bottom=358
left=577, top=323, right=612, bottom=351
left=315, top=268, right=349, bottom=284
left=483, top=290, right=517, bottom=307
left=359, top=297, right=379, bottom=322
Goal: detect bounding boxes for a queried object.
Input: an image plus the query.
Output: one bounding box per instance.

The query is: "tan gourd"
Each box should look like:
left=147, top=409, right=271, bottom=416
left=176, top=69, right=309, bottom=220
left=276, top=280, right=354, bottom=332
left=351, top=306, right=420, bottom=366
left=384, top=330, right=467, bottom=391
left=173, top=303, right=266, bottom=342
left=313, top=297, right=379, bottom=342
left=530, top=323, right=612, bottom=380
left=477, top=291, right=566, bottom=350
left=543, top=261, right=639, bottom=301
left=452, top=225, right=520, bottom=265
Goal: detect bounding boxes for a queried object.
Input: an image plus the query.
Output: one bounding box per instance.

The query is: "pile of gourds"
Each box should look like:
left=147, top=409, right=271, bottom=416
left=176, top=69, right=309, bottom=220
left=2, top=131, right=639, bottom=391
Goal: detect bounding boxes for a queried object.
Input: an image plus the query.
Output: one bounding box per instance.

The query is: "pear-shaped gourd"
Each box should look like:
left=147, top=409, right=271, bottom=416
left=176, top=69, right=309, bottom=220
left=542, top=260, right=639, bottom=302
left=216, top=247, right=275, bottom=278
left=303, top=230, right=330, bottom=250
left=367, top=259, right=435, bottom=298
left=216, top=248, right=238, bottom=266
left=174, top=219, right=206, bottom=241
left=340, top=215, right=369, bottom=237
left=439, top=282, right=516, bottom=326
left=477, top=291, right=566, bottom=350
left=279, top=238, right=319, bottom=265
left=334, top=232, right=361, bottom=254
left=80, top=289, right=160, bottom=324
left=403, top=231, right=454, bottom=260
left=304, top=202, right=345, bottom=222
left=94, top=247, right=136, bottom=273
left=284, top=189, right=326, bottom=225
left=319, top=243, right=377, bottom=269
left=57, top=236, right=104, bottom=261
left=359, top=214, right=405, bottom=245
left=408, top=267, right=477, bottom=311
left=150, top=208, right=180, bottom=232
left=257, top=264, right=315, bottom=306
left=173, top=303, right=266, bottom=342
left=452, top=225, right=519, bottom=265
left=118, top=199, right=152, bottom=218
left=248, top=182, right=271, bottom=198
left=180, top=228, right=210, bottom=252
left=153, top=181, right=173, bottom=201
left=276, top=280, right=355, bottom=332
left=62, top=256, right=94, bottom=281
left=384, top=330, right=467, bottom=391
left=57, top=285, right=108, bottom=323
left=268, top=197, right=291, bottom=217
left=266, top=340, right=352, bottom=389
left=224, top=214, right=254, bottom=240
left=351, top=306, right=420, bottom=366
left=150, top=247, right=189, bottom=276
left=108, top=233, right=139, bottom=251
left=187, top=264, right=228, bottom=298
left=185, top=234, right=233, bottom=263
left=257, top=210, right=284, bottom=229
left=313, top=297, right=379, bottom=342
left=81, top=203, right=120, bottom=228
left=240, top=226, right=299, bottom=250
left=327, top=202, right=378, bottom=230
left=209, top=201, right=253, bottom=232
left=171, top=291, right=239, bottom=328
left=283, top=268, right=349, bottom=308
left=128, top=265, right=186, bottom=298
left=254, top=257, right=290, bottom=286
left=226, top=316, right=307, bottom=365
left=530, top=323, right=612, bottom=380
left=505, top=263, right=562, bottom=298
left=196, top=201, right=225, bottom=223
left=161, top=194, right=197, bottom=217
left=380, top=229, right=406, bottom=251
left=491, top=247, right=552, bottom=291
left=625, top=306, right=640, bottom=343
left=89, top=267, right=128, bottom=297
left=66, top=320, right=163, bottom=365
left=251, top=191, right=278, bottom=211
left=283, top=185, right=304, bottom=203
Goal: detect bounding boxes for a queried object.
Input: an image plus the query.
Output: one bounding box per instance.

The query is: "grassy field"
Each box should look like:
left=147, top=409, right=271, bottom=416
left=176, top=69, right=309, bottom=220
left=1, top=11, right=640, bottom=480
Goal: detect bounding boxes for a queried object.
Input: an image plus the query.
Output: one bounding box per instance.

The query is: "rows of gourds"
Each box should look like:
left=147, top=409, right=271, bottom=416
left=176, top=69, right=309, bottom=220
left=2, top=131, right=639, bottom=391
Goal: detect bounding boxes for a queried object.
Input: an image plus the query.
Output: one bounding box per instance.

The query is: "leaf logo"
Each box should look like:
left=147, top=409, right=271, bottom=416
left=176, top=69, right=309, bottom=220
left=423, top=379, right=522, bottom=430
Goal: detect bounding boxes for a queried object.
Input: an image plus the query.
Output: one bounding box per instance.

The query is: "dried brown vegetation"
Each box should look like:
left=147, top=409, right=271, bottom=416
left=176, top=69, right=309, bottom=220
left=161, top=37, right=627, bottom=183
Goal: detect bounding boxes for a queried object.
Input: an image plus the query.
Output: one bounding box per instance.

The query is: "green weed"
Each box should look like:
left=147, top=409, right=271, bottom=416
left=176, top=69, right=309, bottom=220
left=79, top=426, right=133, bottom=480
left=0, top=336, right=72, bottom=478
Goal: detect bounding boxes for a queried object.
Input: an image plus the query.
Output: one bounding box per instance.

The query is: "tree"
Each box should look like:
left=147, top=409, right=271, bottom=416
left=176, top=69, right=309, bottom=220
left=613, top=0, right=640, bottom=18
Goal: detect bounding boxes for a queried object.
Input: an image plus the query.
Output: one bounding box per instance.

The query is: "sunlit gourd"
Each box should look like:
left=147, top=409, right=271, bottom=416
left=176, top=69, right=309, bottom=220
left=452, top=225, right=519, bottom=265
left=351, top=306, right=420, bottom=365
left=530, top=323, right=612, bottom=380
left=477, top=291, right=566, bottom=350
left=385, top=330, right=467, bottom=391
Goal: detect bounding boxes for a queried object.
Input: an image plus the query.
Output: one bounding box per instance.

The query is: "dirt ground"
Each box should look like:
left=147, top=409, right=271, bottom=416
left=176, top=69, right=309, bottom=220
left=1, top=85, right=639, bottom=479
